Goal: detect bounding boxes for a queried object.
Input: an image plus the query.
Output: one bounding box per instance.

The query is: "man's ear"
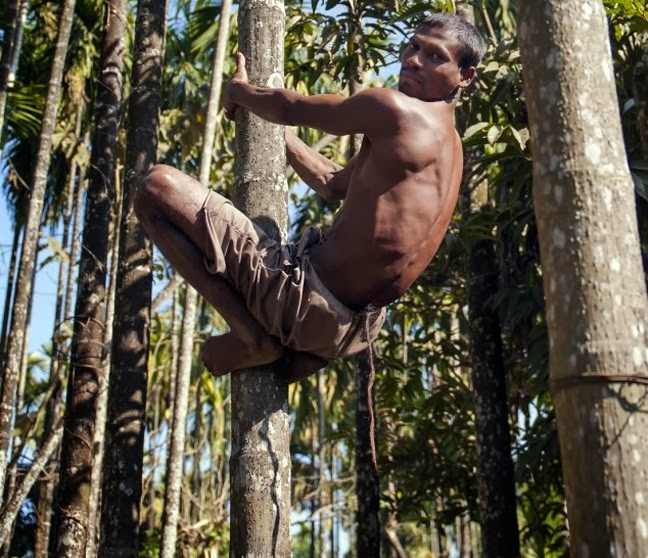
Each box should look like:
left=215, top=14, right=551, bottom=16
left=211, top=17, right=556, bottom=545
left=459, top=66, right=476, bottom=88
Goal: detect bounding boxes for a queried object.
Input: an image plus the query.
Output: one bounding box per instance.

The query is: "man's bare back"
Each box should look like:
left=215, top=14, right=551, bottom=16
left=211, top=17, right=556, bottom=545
left=309, top=95, right=463, bottom=309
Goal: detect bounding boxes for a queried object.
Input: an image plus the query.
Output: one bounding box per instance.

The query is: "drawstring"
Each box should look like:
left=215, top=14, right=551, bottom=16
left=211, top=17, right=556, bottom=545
left=364, top=313, right=378, bottom=475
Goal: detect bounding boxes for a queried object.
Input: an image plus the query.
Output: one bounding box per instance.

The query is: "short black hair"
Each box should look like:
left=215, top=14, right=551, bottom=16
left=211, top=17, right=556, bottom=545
left=416, top=12, right=486, bottom=69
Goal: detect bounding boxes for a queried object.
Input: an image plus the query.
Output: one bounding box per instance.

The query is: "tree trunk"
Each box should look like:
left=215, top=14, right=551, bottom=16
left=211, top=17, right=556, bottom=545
left=354, top=349, right=380, bottom=558
left=518, top=2, right=648, bottom=554
left=0, top=0, right=76, bottom=501
left=632, top=35, right=648, bottom=276
left=456, top=5, right=520, bottom=554
left=229, top=0, right=291, bottom=554
left=86, top=188, right=121, bottom=558
left=633, top=36, right=648, bottom=158
left=0, top=225, right=21, bottom=369
left=98, top=0, right=167, bottom=555
left=54, top=1, right=127, bottom=555
left=160, top=283, right=196, bottom=558
left=159, top=2, right=231, bottom=551
left=0, top=0, right=19, bottom=134
left=317, top=372, right=327, bottom=558
left=0, top=426, right=63, bottom=548
left=33, top=108, right=83, bottom=557
left=466, top=238, right=520, bottom=557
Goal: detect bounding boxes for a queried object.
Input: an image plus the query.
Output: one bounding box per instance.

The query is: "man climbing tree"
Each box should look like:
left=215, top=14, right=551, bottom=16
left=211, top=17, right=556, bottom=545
left=134, top=13, right=485, bottom=385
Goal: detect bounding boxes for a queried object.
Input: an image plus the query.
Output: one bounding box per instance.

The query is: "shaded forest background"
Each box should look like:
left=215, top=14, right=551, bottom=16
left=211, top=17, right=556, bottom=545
left=0, top=0, right=646, bottom=556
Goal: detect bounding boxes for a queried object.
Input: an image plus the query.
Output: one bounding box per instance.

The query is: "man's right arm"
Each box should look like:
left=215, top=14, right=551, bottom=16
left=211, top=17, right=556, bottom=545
left=286, top=129, right=356, bottom=202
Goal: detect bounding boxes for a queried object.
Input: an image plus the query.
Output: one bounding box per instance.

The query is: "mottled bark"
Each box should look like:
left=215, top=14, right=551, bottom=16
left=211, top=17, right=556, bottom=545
left=518, top=2, right=648, bottom=554
left=230, top=0, right=291, bottom=555
left=98, top=0, right=167, bottom=555
left=0, top=0, right=75, bottom=501
left=55, top=2, right=127, bottom=555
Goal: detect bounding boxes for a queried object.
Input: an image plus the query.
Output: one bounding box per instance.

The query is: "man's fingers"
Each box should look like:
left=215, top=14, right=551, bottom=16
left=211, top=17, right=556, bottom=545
left=235, top=51, right=248, bottom=80
left=236, top=52, right=246, bottom=69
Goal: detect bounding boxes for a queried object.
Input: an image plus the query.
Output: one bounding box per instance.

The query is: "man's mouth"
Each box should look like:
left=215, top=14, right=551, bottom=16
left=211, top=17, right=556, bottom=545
left=400, top=70, right=421, bottom=84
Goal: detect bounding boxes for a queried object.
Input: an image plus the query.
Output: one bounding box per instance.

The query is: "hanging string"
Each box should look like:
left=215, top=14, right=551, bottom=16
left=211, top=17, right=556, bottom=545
left=364, top=315, right=378, bottom=475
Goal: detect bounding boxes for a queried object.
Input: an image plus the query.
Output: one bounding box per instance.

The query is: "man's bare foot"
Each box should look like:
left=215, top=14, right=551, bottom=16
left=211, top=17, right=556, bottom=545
left=284, top=350, right=329, bottom=383
left=201, top=331, right=283, bottom=375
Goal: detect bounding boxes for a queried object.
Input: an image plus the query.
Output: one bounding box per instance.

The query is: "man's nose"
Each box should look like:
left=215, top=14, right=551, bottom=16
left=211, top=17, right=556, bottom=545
left=406, top=53, right=422, bottom=69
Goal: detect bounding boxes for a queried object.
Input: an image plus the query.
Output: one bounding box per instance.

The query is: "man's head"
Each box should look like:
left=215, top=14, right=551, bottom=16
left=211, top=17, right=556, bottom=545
left=398, top=12, right=486, bottom=102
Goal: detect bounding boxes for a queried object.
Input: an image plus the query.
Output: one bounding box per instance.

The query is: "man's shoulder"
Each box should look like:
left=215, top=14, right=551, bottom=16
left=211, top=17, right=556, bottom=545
left=353, top=87, right=411, bottom=110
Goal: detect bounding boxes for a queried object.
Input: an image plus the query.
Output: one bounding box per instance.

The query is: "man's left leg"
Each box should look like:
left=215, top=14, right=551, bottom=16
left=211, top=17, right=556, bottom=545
left=135, top=164, right=284, bottom=374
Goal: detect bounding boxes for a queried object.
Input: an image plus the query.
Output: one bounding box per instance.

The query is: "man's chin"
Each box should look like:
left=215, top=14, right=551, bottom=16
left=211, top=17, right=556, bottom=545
left=398, top=82, right=421, bottom=99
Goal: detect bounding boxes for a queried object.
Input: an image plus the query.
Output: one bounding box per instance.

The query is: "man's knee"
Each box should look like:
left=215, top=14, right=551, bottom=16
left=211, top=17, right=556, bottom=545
left=134, top=164, right=175, bottom=221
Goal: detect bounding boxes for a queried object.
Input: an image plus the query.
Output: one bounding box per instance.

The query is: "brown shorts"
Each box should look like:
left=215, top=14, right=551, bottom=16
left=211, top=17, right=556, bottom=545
left=200, top=190, right=385, bottom=359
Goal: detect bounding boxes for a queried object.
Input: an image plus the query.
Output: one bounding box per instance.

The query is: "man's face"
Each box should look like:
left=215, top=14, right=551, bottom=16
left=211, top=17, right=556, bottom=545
left=398, top=27, right=474, bottom=101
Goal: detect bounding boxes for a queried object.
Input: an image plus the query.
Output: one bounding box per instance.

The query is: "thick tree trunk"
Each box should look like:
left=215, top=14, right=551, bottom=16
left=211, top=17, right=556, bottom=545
left=98, top=0, right=166, bottom=555
left=518, top=2, right=648, bottom=554
left=0, top=0, right=76, bottom=501
left=229, top=0, right=291, bottom=554
left=55, top=2, right=127, bottom=555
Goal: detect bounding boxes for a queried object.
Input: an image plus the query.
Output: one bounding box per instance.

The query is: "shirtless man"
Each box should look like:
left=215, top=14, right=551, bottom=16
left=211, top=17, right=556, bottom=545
left=135, top=13, right=485, bottom=381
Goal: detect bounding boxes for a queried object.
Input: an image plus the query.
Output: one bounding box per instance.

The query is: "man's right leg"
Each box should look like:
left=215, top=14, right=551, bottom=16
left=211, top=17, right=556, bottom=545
left=134, top=164, right=283, bottom=374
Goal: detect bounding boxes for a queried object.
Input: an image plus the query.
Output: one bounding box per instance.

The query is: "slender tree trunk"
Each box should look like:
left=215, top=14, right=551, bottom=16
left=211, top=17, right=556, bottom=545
left=633, top=36, right=648, bottom=158
left=229, top=0, right=291, bottom=554
left=317, top=372, right=327, bottom=558
left=86, top=185, right=121, bottom=558
left=160, top=2, right=231, bottom=551
left=0, top=426, right=63, bottom=548
left=354, top=349, right=380, bottom=558
left=160, top=2, right=231, bottom=549
left=160, top=284, right=196, bottom=558
left=0, top=226, right=21, bottom=371
left=0, top=0, right=76, bottom=501
left=0, top=0, right=19, bottom=135
left=33, top=112, right=82, bottom=557
left=456, top=5, right=520, bottom=553
left=466, top=238, right=520, bottom=557
left=632, top=35, right=648, bottom=276
left=348, top=20, right=381, bottom=554
left=518, top=2, right=648, bottom=554
left=55, top=2, right=127, bottom=555
left=98, top=0, right=166, bottom=554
